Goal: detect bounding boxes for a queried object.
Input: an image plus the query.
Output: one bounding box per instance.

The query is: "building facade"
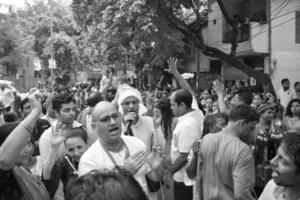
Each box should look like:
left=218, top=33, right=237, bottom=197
left=185, top=0, right=300, bottom=91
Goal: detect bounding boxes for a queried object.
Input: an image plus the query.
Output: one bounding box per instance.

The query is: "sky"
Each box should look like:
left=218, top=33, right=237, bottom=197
left=0, top=0, right=72, bottom=13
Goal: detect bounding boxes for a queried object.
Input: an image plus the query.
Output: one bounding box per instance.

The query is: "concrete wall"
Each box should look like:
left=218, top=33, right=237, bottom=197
left=270, top=0, right=300, bottom=91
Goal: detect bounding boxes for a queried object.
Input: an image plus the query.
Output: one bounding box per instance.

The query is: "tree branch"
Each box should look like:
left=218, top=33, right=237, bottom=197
left=215, top=0, right=238, bottom=56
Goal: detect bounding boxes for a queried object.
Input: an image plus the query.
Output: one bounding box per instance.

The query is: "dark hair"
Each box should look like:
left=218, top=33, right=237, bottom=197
left=253, top=93, right=264, bottom=100
left=281, top=78, right=289, bottom=85
left=20, top=98, right=29, bottom=111
left=4, top=112, right=19, bottom=123
left=229, top=104, right=259, bottom=123
left=285, top=99, right=300, bottom=118
left=154, top=97, right=173, bottom=140
left=295, top=82, right=300, bottom=88
left=52, top=94, right=75, bottom=112
left=64, top=127, right=88, bottom=144
left=66, top=169, right=148, bottom=200
left=234, top=89, right=253, bottom=105
left=173, top=89, right=193, bottom=109
left=280, top=132, right=300, bottom=172
left=202, top=113, right=228, bottom=137
left=0, top=122, right=19, bottom=145
left=87, top=93, right=103, bottom=107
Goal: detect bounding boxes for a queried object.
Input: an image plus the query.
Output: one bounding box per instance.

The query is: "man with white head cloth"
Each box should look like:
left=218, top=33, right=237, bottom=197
left=118, top=87, right=165, bottom=150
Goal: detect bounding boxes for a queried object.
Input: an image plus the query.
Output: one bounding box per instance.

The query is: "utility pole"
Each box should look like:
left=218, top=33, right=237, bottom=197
left=48, top=0, right=55, bottom=90
left=267, top=0, right=272, bottom=76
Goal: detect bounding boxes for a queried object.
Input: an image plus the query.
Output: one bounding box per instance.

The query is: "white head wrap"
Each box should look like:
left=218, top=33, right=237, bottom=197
left=117, top=85, right=147, bottom=115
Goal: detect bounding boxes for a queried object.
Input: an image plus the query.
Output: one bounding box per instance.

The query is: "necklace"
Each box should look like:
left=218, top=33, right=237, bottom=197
left=100, top=140, right=124, bottom=152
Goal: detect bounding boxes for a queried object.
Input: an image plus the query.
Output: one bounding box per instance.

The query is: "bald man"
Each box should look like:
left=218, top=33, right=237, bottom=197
left=78, top=101, right=163, bottom=196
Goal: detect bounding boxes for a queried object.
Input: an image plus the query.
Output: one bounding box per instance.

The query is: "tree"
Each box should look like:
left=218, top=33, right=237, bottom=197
left=18, top=0, right=82, bottom=85
left=0, top=7, right=35, bottom=74
left=72, top=0, right=187, bottom=74
left=72, top=0, right=275, bottom=92
left=147, top=0, right=274, bottom=92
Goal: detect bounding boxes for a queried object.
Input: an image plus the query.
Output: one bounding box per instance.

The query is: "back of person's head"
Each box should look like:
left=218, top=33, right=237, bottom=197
left=66, top=169, right=148, bottom=200
left=87, top=93, right=103, bottom=108
left=203, top=113, right=228, bottom=136
left=4, top=112, right=18, bottom=123
left=0, top=122, right=19, bottom=145
left=294, top=82, right=300, bottom=88
left=281, top=78, right=289, bottom=85
left=229, top=104, right=259, bottom=123
left=20, top=98, right=29, bottom=111
left=280, top=132, right=300, bottom=171
left=173, top=89, right=193, bottom=108
left=234, top=89, right=253, bottom=105
left=52, top=93, right=75, bottom=112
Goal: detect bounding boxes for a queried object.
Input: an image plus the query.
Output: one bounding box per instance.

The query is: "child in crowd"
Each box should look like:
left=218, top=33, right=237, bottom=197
left=43, top=127, right=88, bottom=199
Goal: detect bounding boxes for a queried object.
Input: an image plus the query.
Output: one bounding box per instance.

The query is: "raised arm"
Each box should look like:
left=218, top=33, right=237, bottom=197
left=167, top=58, right=195, bottom=96
left=213, top=80, right=231, bottom=115
left=0, top=91, right=42, bottom=170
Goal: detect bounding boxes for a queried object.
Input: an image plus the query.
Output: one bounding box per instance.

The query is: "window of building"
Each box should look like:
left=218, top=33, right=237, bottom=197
left=296, top=11, right=300, bottom=43
left=210, top=60, right=222, bottom=74
left=213, top=19, right=217, bottom=25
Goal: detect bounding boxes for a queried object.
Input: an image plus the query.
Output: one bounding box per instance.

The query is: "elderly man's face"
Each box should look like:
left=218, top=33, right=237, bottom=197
left=93, top=103, right=122, bottom=144
left=121, top=96, right=140, bottom=115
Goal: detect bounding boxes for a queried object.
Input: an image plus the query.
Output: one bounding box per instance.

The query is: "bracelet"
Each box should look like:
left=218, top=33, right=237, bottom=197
left=20, top=121, right=33, bottom=133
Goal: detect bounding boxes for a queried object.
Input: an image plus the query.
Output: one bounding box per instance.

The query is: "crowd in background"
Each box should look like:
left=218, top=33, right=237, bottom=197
left=1, top=58, right=300, bottom=200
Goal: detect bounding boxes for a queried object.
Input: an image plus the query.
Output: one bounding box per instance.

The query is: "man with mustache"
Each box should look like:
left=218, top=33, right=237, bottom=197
left=259, top=132, right=300, bottom=200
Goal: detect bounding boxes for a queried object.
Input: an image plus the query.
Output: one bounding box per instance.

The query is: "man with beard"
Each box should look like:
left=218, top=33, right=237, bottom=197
left=259, top=132, right=300, bottom=200
left=78, top=101, right=164, bottom=196
left=118, top=87, right=164, bottom=150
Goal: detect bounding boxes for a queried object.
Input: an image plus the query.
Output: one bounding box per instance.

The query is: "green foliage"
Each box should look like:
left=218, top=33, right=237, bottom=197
left=0, top=9, right=35, bottom=71
left=72, top=0, right=190, bottom=71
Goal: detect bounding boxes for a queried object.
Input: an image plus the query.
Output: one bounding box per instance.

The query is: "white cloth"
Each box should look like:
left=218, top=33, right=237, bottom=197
left=117, top=84, right=147, bottom=115
left=259, top=180, right=286, bottom=200
left=277, top=88, right=294, bottom=110
left=78, top=136, right=152, bottom=194
left=171, top=109, right=204, bottom=183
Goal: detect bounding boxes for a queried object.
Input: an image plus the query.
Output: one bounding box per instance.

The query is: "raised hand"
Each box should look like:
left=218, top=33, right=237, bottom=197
left=213, top=79, right=225, bottom=95
left=148, top=146, right=164, bottom=171
left=28, top=89, right=42, bottom=114
left=124, top=150, right=148, bottom=175
left=167, top=57, right=179, bottom=74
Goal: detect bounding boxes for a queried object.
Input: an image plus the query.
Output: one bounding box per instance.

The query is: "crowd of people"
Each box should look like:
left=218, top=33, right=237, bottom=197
left=1, top=58, right=300, bottom=200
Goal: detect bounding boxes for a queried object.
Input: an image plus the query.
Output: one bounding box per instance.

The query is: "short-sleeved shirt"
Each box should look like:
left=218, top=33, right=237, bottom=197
left=78, top=136, right=151, bottom=194
left=171, top=109, right=204, bottom=182
left=277, top=88, right=294, bottom=110
left=200, top=131, right=255, bottom=200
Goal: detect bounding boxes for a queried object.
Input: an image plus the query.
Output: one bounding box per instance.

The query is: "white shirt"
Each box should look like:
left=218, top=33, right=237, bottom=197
left=277, top=88, right=294, bottom=110
left=259, top=180, right=287, bottom=200
left=78, top=136, right=151, bottom=194
left=171, top=109, right=204, bottom=183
